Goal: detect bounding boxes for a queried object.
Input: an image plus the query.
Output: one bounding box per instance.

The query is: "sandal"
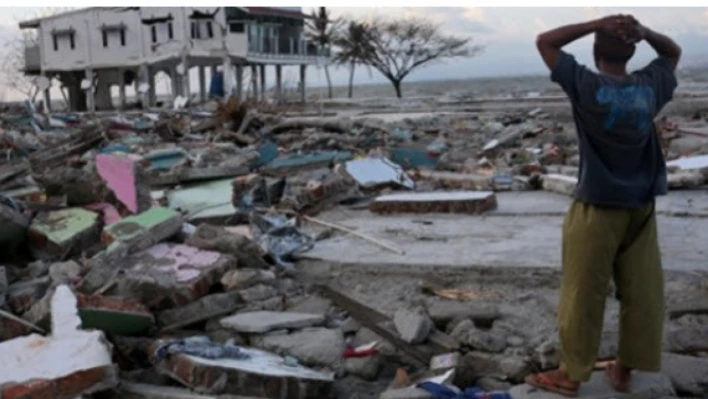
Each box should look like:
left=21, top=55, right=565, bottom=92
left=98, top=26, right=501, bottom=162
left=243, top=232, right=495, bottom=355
left=605, top=362, right=630, bottom=393
left=525, top=371, right=579, bottom=397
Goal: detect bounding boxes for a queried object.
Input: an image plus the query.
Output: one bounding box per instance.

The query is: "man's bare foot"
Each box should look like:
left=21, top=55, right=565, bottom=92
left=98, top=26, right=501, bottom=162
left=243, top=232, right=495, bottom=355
left=525, top=370, right=580, bottom=397
left=605, top=362, right=631, bottom=393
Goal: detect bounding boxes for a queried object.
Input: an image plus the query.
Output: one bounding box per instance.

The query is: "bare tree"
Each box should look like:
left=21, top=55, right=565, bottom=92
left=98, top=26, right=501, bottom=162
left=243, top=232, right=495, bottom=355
left=361, top=17, right=482, bottom=98
left=304, top=7, right=341, bottom=99
left=0, top=7, right=71, bottom=101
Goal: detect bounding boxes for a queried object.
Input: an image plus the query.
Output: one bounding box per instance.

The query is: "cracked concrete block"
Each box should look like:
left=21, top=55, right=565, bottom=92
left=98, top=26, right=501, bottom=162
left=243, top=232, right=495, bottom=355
left=394, top=307, right=434, bottom=344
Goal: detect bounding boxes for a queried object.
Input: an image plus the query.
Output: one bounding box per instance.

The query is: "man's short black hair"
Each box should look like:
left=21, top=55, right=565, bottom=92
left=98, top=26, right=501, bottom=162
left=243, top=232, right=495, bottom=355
left=593, top=31, right=636, bottom=64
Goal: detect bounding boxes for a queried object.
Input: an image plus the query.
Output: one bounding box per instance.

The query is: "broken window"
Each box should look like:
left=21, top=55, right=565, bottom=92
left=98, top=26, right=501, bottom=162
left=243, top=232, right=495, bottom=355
left=101, top=24, right=127, bottom=48
left=52, top=28, right=76, bottom=51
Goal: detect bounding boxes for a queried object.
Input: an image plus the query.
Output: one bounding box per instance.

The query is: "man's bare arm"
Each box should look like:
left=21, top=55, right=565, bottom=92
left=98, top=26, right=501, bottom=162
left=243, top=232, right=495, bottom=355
left=536, top=15, right=634, bottom=70
left=637, top=25, right=682, bottom=68
left=536, top=21, right=599, bottom=70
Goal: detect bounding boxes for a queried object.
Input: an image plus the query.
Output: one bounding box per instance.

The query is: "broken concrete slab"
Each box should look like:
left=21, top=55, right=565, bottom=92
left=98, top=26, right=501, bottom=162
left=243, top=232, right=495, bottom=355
left=101, top=207, right=183, bottom=257
left=27, top=207, right=101, bottom=260
left=394, top=308, right=434, bottom=345
left=108, top=243, right=238, bottom=310
left=344, top=157, right=415, bottom=190
left=414, top=170, right=490, bottom=191
left=167, top=178, right=237, bottom=222
left=220, top=311, right=325, bottom=334
left=661, top=353, right=708, bottom=397
left=157, top=291, right=242, bottom=329
left=96, top=152, right=152, bottom=213
left=509, top=371, right=674, bottom=399
left=76, top=293, right=155, bottom=335
left=150, top=340, right=334, bottom=398
left=541, top=174, right=577, bottom=196
left=0, top=285, right=118, bottom=399
left=260, top=328, right=345, bottom=369
left=370, top=191, right=497, bottom=215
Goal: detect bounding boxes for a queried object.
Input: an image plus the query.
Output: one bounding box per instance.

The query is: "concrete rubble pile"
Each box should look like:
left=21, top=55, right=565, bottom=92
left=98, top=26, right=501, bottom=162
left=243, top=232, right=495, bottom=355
left=0, top=94, right=707, bottom=399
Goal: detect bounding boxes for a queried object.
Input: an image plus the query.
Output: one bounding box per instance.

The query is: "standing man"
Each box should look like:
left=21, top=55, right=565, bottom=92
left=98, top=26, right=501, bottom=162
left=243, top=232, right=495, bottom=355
left=527, top=15, right=681, bottom=396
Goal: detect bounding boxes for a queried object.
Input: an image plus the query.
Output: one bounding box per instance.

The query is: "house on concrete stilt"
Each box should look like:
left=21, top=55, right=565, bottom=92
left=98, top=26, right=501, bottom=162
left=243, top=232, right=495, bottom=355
left=19, top=7, right=326, bottom=112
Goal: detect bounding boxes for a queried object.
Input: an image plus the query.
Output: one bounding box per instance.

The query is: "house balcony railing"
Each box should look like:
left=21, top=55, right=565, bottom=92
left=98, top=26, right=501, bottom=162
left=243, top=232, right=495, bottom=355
left=247, top=36, right=326, bottom=58
left=24, top=44, right=41, bottom=72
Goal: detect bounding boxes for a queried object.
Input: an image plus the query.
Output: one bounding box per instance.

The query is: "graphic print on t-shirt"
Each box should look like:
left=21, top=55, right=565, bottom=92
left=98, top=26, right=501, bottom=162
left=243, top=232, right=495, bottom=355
left=595, top=85, right=655, bottom=133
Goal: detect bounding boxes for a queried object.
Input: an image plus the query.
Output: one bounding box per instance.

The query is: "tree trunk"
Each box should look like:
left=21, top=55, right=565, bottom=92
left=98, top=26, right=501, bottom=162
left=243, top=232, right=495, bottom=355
left=392, top=79, right=402, bottom=98
left=324, top=65, right=333, bottom=99
left=348, top=62, right=355, bottom=98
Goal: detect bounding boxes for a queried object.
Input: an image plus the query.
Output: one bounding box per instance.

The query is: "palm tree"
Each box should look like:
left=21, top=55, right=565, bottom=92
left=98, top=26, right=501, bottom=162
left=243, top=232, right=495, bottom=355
left=304, top=7, right=341, bottom=99
left=333, top=21, right=373, bottom=98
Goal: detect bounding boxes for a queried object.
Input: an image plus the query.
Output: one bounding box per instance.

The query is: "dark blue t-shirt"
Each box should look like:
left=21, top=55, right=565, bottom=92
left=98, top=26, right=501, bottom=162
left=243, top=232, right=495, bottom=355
left=551, top=51, right=677, bottom=208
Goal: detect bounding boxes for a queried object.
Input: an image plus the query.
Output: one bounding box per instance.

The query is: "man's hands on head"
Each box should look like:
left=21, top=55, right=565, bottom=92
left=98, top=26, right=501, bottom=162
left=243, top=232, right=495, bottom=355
left=593, top=14, right=642, bottom=43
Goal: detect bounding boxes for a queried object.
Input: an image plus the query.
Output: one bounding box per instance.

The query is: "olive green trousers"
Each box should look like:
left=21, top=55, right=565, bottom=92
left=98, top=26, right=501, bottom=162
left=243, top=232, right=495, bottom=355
left=559, top=200, right=664, bottom=382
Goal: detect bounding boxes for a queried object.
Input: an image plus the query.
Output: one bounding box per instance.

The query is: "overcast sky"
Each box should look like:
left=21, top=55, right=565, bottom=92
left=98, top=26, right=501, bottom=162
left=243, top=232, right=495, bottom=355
left=1, top=7, right=707, bottom=100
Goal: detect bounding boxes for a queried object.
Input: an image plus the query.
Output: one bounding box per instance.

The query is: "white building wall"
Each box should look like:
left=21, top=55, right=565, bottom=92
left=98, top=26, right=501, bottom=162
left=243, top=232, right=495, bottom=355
left=39, top=13, right=91, bottom=70
left=91, top=9, right=143, bottom=67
